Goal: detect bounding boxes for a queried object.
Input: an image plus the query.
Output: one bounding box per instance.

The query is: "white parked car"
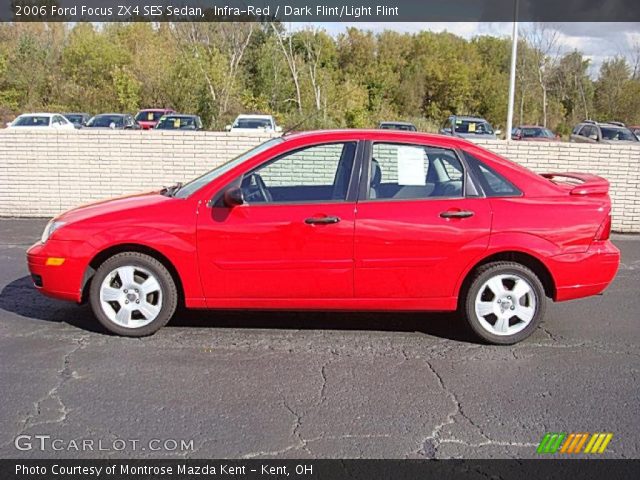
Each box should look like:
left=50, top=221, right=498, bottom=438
left=225, top=114, right=282, bottom=133
left=6, top=113, right=76, bottom=130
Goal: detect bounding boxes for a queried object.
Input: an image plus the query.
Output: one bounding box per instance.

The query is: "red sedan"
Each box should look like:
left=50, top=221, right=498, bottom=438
left=27, top=130, right=619, bottom=344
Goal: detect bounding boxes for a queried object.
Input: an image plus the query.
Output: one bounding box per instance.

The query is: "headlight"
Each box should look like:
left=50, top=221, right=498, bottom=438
left=41, top=220, right=66, bottom=243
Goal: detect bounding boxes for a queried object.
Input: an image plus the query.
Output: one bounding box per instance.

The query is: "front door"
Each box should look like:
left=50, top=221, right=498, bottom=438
left=354, top=141, right=492, bottom=302
left=197, top=141, right=360, bottom=300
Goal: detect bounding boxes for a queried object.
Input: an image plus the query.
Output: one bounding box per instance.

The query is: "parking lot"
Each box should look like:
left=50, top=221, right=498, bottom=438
left=0, top=218, right=638, bottom=459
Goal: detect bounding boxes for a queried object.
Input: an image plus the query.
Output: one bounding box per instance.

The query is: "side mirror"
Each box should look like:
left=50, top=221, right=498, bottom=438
left=109, top=122, right=116, bottom=129
left=225, top=125, right=232, bottom=131
left=512, top=134, right=521, bottom=140
left=6, top=122, right=12, bottom=127
left=275, top=126, right=282, bottom=133
left=494, top=129, right=502, bottom=136
left=223, top=187, right=244, bottom=207
left=441, top=128, right=452, bottom=134
left=589, top=134, right=598, bottom=141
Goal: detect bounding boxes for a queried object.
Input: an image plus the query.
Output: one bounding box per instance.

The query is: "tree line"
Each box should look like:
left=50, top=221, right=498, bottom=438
left=1, top=22, right=639, bottom=134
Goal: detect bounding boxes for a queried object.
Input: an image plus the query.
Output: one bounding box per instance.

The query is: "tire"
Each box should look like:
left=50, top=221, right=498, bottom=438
left=89, top=252, right=178, bottom=337
left=462, top=261, right=546, bottom=345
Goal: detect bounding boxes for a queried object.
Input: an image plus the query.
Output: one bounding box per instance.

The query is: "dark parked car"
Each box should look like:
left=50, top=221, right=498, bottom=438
left=86, top=114, right=141, bottom=130
left=440, top=115, right=500, bottom=139
left=512, top=125, right=560, bottom=142
left=570, top=120, right=638, bottom=144
left=63, top=113, right=91, bottom=128
left=378, top=121, right=417, bottom=132
left=155, top=114, right=203, bottom=131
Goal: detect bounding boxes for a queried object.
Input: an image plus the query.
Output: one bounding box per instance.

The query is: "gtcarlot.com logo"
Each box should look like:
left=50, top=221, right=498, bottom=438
left=537, top=432, right=613, bottom=454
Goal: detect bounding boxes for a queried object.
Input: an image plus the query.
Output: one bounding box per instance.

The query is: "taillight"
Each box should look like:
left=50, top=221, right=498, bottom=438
left=594, top=213, right=611, bottom=241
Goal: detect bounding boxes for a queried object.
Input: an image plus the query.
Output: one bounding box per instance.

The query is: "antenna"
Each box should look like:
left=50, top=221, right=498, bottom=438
left=282, top=83, right=363, bottom=136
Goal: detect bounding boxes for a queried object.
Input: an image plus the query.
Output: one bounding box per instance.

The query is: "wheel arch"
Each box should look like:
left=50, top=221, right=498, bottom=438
left=457, top=250, right=557, bottom=302
left=81, top=243, right=185, bottom=306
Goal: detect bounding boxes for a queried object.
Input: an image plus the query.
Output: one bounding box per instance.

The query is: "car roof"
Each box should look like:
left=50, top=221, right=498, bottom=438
left=449, top=115, right=487, bottom=121
left=163, top=114, right=198, bottom=118
left=64, top=112, right=90, bottom=115
left=517, top=125, right=547, bottom=129
left=236, top=114, right=273, bottom=119
left=95, top=113, right=127, bottom=117
left=18, top=113, right=59, bottom=117
left=379, top=121, right=414, bottom=125
left=139, top=108, right=172, bottom=112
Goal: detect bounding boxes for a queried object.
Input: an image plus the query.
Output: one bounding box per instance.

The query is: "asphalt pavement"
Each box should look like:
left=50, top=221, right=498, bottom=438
left=0, top=218, right=638, bottom=459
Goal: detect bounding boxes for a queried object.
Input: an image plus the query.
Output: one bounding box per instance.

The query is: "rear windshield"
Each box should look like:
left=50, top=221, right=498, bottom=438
left=13, top=116, right=50, bottom=126
left=521, top=127, right=555, bottom=138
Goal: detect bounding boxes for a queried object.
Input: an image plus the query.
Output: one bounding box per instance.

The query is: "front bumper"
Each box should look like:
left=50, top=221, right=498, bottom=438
left=549, top=240, right=620, bottom=302
left=26, top=240, right=92, bottom=303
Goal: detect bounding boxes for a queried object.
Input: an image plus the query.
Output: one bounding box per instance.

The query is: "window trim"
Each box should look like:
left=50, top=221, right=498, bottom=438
left=215, top=140, right=364, bottom=207
left=357, top=140, right=474, bottom=203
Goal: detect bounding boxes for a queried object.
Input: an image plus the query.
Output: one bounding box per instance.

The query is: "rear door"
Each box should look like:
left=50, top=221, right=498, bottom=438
left=354, top=141, right=492, bottom=302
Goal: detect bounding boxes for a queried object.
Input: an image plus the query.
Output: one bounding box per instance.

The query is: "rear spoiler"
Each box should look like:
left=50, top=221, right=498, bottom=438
left=540, top=172, right=609, bottom=196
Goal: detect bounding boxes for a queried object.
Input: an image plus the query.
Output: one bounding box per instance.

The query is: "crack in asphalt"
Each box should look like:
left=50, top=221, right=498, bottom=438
left=17, top=335, right=89, bottom=432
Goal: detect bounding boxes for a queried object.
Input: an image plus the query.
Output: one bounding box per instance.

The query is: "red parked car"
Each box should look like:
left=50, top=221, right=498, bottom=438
left=134, top=109, right=175, bottom=130
left=512, top=125, right=561, bottom=141
left=27, top=130, right=619, bottom=344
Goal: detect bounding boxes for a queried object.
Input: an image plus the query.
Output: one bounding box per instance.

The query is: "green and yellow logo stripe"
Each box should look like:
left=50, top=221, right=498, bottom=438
left=537, top=432, right=613, bottom=454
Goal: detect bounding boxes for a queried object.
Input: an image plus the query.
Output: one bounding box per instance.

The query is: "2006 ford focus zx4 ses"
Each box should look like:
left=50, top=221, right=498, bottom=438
left=27, top=130, right=620, bottom=344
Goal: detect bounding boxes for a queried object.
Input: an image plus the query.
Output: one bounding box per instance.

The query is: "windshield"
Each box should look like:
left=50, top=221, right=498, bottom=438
left=601, top=127, right=637, bottom=141
left=380, top=123, right=416, bottom=131
left=454, top=119, right=494, bottom=135
left=156, top=116, right=197, bottom=130
left=522, top=127, right=554, bottom=138
left=64, top=115, right=85, bottom=124
left=174, top=138, right=284, bottom=198
left=87, top=115, right=124, bottom=128
left=136, top=111, right=165, bottom=122
left=13, top=115, right=50, bottom=127
left=234, top=118, right=272, bottom=129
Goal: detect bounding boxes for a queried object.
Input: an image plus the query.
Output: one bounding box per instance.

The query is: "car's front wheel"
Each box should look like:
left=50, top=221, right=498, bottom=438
left=89, top=252, right=178, bottom=336
left=462, top=261, right=546, bottom=345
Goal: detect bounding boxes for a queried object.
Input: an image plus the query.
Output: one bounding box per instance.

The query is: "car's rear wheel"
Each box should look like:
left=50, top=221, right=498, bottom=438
left=89, top=252, right=177, bottom=336
left=462, top=261, right=546, bottom=345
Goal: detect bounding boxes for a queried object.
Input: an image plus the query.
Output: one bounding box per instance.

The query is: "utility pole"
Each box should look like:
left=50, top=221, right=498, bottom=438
left=506, top=0, right=519, bottom=141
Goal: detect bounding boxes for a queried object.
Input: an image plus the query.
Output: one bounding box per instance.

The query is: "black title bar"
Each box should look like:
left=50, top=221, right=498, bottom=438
left=3, top=0, right=640, bottom=22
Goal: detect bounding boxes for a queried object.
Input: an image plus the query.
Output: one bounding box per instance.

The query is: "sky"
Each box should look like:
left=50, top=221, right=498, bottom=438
left=307, top=22, right=640, bottom=77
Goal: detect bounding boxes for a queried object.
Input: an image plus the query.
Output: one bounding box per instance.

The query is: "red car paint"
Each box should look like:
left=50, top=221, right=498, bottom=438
left=135, top=109, right=175, bottom=130
left=27, top=130, right=619, bottom=313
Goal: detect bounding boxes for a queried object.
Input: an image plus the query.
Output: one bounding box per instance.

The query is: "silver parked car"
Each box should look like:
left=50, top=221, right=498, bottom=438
left=570, top=120, right=639, bottom=144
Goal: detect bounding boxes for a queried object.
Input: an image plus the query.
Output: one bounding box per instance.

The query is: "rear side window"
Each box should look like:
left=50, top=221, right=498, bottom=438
left=464, top=152, right=521, bottom=197
left=368, top=143, right=464, bottom=200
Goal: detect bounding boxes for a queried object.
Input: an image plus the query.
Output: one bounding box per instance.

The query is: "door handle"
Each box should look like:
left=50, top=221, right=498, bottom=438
left=439, top=210, right=474, bottom=219
left=304, top=216, right=341, bottom=225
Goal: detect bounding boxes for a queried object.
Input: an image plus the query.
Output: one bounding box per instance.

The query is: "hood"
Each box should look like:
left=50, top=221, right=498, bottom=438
left=456, top=133, right=497, bottom=140
left=57, top=191, right=171, bottom=224
left=600, top=139, right=639, bottom=145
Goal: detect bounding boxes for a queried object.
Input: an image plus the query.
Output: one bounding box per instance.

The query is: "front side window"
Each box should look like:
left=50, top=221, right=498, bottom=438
left=240, top=142, right=357, bottom=204
left=175, top=138, right=284, bottom=198
left=368, top=143, right=464, bottom=200
left=600, top=127, right=638, bottom=141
